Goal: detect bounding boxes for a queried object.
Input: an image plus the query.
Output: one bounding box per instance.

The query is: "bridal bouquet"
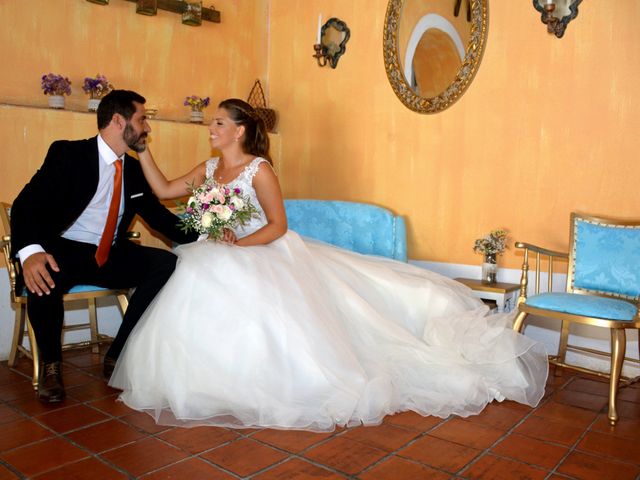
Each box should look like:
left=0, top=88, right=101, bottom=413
left=178, top=179, right=258, bottom=240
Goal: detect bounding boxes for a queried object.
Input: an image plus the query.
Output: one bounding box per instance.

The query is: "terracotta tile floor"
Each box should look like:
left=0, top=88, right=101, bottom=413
left=1, top=350, right=639, bottom=480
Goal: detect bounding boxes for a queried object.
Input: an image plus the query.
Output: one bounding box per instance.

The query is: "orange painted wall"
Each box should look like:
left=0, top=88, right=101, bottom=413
left=0, top=0, right=271, bottom=249
left=269, top=0, right=640, bottom=267
left=0, top=0, right=268, bottom=119
left=1, top=1, right=639, bottom=268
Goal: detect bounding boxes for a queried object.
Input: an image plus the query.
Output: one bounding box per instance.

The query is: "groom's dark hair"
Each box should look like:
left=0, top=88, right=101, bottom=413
left=97, top=90, right=146, bottom=130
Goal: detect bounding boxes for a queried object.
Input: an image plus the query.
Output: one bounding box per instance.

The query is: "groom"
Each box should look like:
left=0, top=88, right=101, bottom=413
left=11, top=89, right=198, bottom=403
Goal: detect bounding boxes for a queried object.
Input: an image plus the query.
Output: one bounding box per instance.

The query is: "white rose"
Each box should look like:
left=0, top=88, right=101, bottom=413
left=230, top=197, right=244, bottom=209
left=201, top=212, right=214, bottom=228
left=187, top=196, right=196, bottom=206
left=216, top=205, right=232, bottom=221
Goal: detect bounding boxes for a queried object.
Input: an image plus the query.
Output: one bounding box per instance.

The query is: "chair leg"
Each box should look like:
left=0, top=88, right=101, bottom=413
left=26, top=316, right=39, bottom=391
left=87, top=298, right=99, bottom=354
left=555, top=320, right=571, bottom=377
left=512, top=311, right=528, bottom=333
left=8, top=305, right=27, bottom=367
left=116, top=293, right=129, bottom=314
left=608, top=329, right=626, bottom=426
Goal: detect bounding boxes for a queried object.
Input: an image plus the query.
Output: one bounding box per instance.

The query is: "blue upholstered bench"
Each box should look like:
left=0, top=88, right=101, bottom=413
left=284, top=199, right=407, bottom=262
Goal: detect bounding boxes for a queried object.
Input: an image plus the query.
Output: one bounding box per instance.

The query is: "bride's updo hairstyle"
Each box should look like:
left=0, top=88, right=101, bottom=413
left=219, top=98, right=272, bottom=164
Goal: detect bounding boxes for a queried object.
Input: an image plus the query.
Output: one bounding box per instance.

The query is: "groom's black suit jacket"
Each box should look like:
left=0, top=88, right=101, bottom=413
left=11, top=136, right=196, bottom=257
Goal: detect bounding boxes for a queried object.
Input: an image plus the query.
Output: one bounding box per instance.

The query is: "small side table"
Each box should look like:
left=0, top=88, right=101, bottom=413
left=454, top=278, right=521, bottom=313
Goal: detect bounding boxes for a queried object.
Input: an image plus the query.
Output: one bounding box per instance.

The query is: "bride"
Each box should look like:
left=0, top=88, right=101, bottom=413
left=109, top=98, right=548, bottom=431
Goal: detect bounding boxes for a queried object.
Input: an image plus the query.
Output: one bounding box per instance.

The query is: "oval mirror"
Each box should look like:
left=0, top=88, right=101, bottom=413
left=383, top=0, right=488, bottom=114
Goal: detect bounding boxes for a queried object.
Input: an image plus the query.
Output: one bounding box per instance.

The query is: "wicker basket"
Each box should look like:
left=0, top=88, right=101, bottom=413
left=247, top=80, right=277, bottom=132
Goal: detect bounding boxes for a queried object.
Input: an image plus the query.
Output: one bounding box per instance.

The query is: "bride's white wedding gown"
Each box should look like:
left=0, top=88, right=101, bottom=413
left=110, top=157, right=548, bottom=431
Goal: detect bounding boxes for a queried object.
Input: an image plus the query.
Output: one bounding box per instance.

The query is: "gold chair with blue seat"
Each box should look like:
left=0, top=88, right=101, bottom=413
left=0, top=202, right=133, bottom=390
left=513, top=212, right=640, bottom=425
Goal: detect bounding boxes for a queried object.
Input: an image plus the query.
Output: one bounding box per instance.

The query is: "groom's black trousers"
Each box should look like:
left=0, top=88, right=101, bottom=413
left=26, top=237, right=176, bottom=363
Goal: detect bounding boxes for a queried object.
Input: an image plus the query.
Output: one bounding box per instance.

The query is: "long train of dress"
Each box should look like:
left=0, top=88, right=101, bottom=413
left=109, top=157, right=547, bottom=431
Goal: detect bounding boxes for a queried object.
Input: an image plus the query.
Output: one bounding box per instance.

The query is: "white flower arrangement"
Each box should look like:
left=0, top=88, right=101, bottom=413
left=473, top=229, right=509, bottom=256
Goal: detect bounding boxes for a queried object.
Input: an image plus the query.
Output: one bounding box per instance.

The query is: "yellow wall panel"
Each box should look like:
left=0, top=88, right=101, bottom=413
left=2, top=0, right=639, bottom=269
left=0, top=0, right=268, bottom=119
left=269, top=0, right=640, bottom=267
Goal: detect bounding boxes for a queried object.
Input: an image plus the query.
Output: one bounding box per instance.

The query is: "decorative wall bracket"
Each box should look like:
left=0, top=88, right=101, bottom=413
left=313, top=18, right=350, bottom=69
left=532, top=0, right=581, bottom=38
left=115, top=0, right=220, bottom=23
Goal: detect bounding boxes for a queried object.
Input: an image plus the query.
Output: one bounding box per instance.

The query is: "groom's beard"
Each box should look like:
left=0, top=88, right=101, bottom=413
left=124, top=123, right=148, bottom=153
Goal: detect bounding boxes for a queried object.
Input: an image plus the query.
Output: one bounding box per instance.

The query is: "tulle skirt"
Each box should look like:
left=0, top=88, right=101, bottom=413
left=110, top=231, right=547, bottom=431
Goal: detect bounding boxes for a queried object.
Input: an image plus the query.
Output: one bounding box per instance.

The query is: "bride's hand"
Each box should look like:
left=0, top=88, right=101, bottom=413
left=221, top=228, right=237, bottom=245
left=138, top=146, right=152, bottom=160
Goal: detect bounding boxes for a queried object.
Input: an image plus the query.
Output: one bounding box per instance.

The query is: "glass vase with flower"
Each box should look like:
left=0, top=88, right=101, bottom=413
left=473, top=229, right=509, bottom=284
left=41, top=73, right=72, bottom=109
left=82, top=74, right=114, bottom=112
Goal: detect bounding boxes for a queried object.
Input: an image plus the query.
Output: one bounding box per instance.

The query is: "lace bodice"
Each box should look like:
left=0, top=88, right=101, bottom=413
left=205, top=157, right=270, bottom=238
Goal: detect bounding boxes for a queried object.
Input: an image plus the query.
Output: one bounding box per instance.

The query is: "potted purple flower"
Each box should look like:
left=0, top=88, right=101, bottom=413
left=41, top=73, right=72, bottom=109
left=184, top=95, right=210, bottom=123
left=82, top=74, right=114, bottom=112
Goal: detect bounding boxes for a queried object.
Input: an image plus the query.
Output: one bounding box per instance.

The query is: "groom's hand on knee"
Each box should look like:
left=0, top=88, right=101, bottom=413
left=23, top=252, right=59, bottom=296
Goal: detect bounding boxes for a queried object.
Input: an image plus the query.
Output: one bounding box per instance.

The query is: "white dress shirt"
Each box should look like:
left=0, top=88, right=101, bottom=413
left=18, top=135, right=126, bottom=264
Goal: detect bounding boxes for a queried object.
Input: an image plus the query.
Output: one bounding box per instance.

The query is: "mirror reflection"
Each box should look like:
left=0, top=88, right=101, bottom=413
left=399, top=0, right=470, bottom=97
left=383, top=0, right=488, bottom=114
left=534, top=0, right=577, bottom=20
left=322, top=26, right=345, bottom=57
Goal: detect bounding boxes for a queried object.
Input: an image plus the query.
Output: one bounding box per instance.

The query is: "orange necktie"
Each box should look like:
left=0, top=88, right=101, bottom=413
left=95, top=159, right=123, bottom=267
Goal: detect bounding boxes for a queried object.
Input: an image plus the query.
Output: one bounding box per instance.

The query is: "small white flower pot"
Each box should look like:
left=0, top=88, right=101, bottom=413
left=190, top=110, right=204, bottom=123
left=48, top=95, right=65, bottom=109
left=88, top=98, right=101, bottom=112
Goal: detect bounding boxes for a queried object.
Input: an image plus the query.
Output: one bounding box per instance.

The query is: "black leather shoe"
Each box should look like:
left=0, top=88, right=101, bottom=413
left=37, top=361, right=65, bottom=403
left=103, top=356, right=117, bottom=380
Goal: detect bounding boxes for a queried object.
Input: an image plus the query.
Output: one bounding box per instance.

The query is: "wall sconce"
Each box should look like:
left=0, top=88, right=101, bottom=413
left=313, top=16, right=350, bottom=69
left=533, top=0, right=582, bottom=38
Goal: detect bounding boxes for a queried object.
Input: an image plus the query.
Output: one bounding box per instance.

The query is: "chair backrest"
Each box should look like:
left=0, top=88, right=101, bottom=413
left=0, top=202, right=21, bottom=302
left=569, top=212, right=640, bottom=301
left=284, top=199, right=407, bottom=261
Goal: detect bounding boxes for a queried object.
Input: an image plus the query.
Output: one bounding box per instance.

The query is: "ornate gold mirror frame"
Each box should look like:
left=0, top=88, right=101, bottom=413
left=383, top=0, right=488, bottom=114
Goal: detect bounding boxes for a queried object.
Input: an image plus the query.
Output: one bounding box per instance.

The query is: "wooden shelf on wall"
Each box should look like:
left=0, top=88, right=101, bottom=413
left=0, top=102, right=211, bottom=125
left=123, top=0, right=220, bottom=23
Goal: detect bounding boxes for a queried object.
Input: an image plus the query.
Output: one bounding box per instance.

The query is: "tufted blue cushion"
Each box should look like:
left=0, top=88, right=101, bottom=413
left=574, top=219, right=640, bottom=298
left=526, top=292, right=637, bottom=321
left=284, top=199, right=407, bottom=261
left=20, top=284, right=111, bottom=297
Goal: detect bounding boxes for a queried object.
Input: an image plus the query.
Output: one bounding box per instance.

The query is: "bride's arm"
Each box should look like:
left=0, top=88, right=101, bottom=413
left=235, top=163, right=288, bottom=246
left=138, top=148, right=206, bottom=200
